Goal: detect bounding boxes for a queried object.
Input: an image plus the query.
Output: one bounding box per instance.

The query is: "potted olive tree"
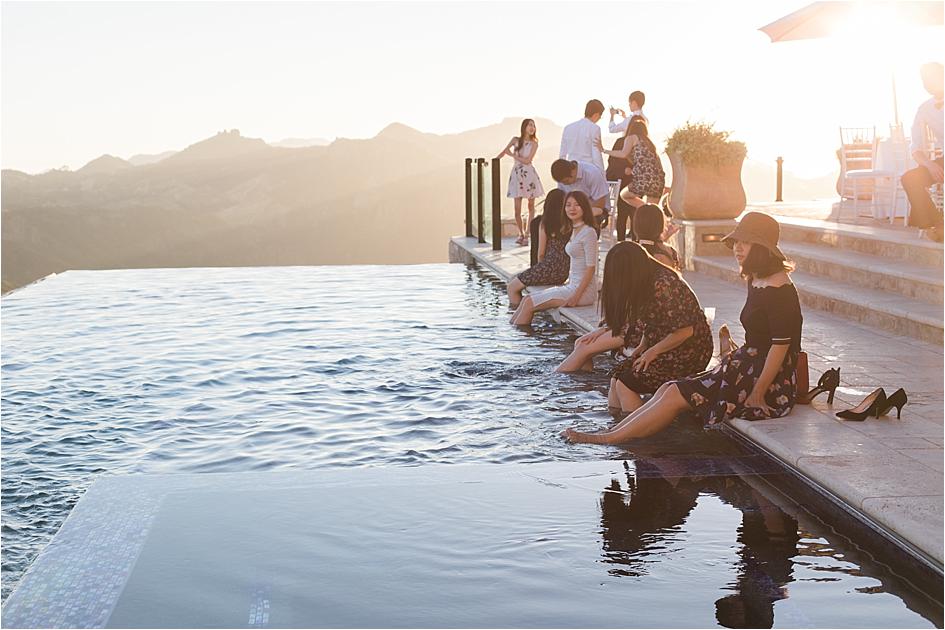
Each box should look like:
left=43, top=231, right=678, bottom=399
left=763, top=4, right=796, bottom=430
left=665, top=122, right=747, bottom=220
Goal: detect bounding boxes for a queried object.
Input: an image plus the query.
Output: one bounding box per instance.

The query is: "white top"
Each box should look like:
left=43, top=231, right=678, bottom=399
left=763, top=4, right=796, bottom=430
left=513, top=140, right=536, bottom=160
left=564, top=224, right=599, bottom=296
left=557, top=161, right=611, bottom=210
left=559, top=117, right=605, bottom=174
left=910, top=97, right=944, bottom=156
left=608, top=109, right=648, bottom=134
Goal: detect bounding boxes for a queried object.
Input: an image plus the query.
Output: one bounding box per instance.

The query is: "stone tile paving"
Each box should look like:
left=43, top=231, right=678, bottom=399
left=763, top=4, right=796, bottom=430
left=451, top=235, right=944, bottom=567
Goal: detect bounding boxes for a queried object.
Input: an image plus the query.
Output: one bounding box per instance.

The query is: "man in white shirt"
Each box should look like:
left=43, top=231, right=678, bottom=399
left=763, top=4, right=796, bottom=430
left=902, top=62, right=944, bottom=241
left=551, top=159, right=611, bottom=219
left=559, top=100, right=606, bottom=174
left=609, top=90, right=648, bottom=134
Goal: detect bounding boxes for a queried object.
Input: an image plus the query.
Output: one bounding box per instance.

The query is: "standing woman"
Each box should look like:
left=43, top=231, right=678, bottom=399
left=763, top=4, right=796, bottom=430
left=563, top=213, right=802, bottom=444
left=510, top=191, right=599, bottom=325
left=601, top=119, right=665, bottom=213
left=496, top=119, right=545, bottom=246
left=507, top=189, right=570, bottom=307
left=605, top=115, right=645, bottom=241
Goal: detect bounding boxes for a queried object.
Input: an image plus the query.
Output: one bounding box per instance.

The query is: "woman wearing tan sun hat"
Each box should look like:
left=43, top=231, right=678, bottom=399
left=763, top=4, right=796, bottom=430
left=563, top=212, right=805, bottom=444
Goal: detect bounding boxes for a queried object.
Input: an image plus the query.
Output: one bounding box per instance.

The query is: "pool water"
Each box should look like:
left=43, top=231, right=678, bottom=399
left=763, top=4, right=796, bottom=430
left=1, top=264, right=941, bottom=627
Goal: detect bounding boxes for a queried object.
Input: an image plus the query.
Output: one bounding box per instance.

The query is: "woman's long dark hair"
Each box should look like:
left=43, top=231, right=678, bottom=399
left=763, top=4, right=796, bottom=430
left=626, top=118, right=657, bottom=155
left=600, top=241, right=676, bottom=338
left=516, top=118, right=537, bottom=152
left=540, top=189, right=569, bottom=239
left=564, top=190, right=600, bottom=237
left=739, top=245, right=795, bottom=280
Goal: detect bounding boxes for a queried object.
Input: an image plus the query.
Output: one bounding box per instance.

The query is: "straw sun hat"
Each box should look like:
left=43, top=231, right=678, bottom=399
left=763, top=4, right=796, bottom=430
left=722, top=212, right=786, bottom=261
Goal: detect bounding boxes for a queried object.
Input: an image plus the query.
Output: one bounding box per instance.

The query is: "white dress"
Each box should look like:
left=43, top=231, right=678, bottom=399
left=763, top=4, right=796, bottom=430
left=507, top=141, right=545, bottom=199
left=529, top=224, right=599, bottom=308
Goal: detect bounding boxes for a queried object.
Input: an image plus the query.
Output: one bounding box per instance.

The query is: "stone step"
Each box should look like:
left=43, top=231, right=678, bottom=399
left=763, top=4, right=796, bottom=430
left=692, top=255, right=944, bottom=345
left=773, top=216, right=944, bottom=269
left=780, top=241, right=944, bottom=305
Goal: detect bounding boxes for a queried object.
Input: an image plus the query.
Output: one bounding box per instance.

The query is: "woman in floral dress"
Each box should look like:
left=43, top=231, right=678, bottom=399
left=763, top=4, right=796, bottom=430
left=507, top=189, right=570, bottom=307
left=562, top=212, right=803, bottom=443
left=496, top=119, right=545, bottom=246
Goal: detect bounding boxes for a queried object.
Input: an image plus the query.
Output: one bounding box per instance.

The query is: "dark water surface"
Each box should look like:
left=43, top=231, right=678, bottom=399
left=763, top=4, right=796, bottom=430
left=1, top=265, right=941, bottom=627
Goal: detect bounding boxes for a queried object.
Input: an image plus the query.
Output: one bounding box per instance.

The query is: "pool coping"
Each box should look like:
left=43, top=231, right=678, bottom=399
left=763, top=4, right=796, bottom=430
left=449, top=235, right=944, bottom=576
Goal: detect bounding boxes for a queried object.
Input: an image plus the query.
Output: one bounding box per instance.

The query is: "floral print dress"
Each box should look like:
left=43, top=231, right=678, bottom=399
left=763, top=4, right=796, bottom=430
left=627, top=139, right=665, bottom=198
left=517, top=232, right=569, bottom=287
left=507, top=141, right=544, bottom=199
left=611, top=266, right=713, bottom=394
left=674, top=282, right=803, bottom=427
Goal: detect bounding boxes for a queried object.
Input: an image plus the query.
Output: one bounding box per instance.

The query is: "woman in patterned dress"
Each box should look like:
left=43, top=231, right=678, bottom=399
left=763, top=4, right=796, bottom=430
left=562, top=212, right=802, bottom=444
left=496, top=119, right=545, bottom=246
left=556, top=236, right=700, bottom=374
left=601, top=119, right=665, bottom=214
left=507, top=189, right=570, bottom=307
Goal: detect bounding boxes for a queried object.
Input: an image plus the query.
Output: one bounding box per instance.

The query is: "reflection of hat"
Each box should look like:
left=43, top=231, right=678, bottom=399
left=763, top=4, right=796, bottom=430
left=722, top=212, right=786, bottom=261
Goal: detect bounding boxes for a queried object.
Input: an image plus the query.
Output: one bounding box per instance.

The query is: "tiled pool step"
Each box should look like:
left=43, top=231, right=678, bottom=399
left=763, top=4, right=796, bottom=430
left=449, top=235, right=944, bottom=572
left=776, top=216, right=945, bottom=268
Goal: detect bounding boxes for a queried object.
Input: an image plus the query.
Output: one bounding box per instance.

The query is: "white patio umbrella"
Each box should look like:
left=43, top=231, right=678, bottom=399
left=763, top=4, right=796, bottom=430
left=759, top=1, right=944, bottom=126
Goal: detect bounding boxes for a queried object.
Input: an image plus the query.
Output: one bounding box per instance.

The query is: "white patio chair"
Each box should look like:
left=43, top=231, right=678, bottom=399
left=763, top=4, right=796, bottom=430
left=838, top=126, right=895, bottom=224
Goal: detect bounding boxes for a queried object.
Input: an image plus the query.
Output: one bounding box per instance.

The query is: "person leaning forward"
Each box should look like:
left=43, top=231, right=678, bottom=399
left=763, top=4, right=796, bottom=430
left=551, top=158, right=610, bottom=220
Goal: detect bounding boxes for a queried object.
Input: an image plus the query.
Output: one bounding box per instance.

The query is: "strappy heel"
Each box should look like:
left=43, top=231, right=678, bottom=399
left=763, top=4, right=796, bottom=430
left=836, top=388, right=886, bottom=421
left=876, top=388, right=908, bottom=419
left=803, top=367, right=840, bottom=404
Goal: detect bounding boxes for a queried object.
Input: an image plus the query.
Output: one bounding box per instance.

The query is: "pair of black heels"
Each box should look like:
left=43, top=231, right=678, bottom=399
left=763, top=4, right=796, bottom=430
left=835, top=387, right=908, bottom=421
left=804, top=368, right=908, bottom=421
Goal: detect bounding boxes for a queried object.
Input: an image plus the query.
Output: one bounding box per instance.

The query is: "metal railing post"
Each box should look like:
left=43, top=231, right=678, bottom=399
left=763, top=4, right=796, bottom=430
left=476, top=158, right=486, bottom=243
left=491, top=158, right=502, bottom=250
left=776, top=156, right=783, bottom=202
left=464, top=158, right=473, bottom=237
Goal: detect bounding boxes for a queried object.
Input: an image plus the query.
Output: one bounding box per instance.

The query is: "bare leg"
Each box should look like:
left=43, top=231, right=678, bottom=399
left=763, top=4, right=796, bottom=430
left=507, top=277, right=526, bottom=308
left=563, top=383, right=690, bottom=444
left=556, top=328, right=623, bottom=373
left=514, top=198, right=524, bottom=240
left=607, top=377, right=619, bottom=408
left=612, top=379, right=644, bottom=414
left=511, top=296, right=566, bottom=326
left=620, top=190, right=647, bottom=209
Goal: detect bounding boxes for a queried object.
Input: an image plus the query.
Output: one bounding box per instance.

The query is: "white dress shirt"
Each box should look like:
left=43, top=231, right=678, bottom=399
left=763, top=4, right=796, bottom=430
left=911, top=97, right=944, bottom=156
left=559, top=118, right=605, bottom=174
left=608, top=109, right=648, bottom=134
left=557, top=161, right=611, bottom=211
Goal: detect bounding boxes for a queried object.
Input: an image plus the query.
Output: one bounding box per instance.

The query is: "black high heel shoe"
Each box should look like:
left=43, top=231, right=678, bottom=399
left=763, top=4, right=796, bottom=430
left=876, top=388, right=908, bottom=419
left=803, top=367, right=840, bottom=404
left=836, top=388, right=886, bottom=421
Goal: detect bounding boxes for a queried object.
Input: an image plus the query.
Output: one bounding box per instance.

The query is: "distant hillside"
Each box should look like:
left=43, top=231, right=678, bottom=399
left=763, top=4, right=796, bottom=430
left=128, top=150, right=177, bottom=166
left=1, top=123, right=836, bottom=293
left=270, top=137, right=332, bottom=148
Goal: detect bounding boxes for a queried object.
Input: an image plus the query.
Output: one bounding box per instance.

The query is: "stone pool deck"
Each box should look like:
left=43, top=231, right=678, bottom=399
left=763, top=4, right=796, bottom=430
left=449, top=218, right=944, bottom=573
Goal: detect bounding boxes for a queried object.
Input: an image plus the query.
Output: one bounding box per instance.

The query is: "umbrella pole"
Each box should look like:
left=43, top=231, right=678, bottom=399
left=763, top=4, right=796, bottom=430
left=892, top=70, right=900, bottom=130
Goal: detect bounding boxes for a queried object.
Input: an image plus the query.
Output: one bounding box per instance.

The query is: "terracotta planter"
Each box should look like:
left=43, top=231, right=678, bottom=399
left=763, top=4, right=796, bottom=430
left=666, top=152, right=746, bottom=220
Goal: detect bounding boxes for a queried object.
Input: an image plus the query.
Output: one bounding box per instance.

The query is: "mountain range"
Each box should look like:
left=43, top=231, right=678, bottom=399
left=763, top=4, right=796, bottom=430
left=1, top=121, right=835, bottom=293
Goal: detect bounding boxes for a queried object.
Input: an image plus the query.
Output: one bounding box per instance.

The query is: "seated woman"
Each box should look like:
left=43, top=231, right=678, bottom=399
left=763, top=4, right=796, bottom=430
left=632, top=203, right=680, bottom=269
left=601, top=119, right=665, bottom=212
left=556, top=235, right=696, bottom=375
left=507, top=189, right=569, bottom=308
left=562, top=212, right=802, bottom=444
left=510, top=191, right=599, bottom=326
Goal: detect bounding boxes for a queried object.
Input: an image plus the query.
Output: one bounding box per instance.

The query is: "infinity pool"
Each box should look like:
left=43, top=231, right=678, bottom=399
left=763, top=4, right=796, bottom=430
left=1, top=265, right=941, bottom=627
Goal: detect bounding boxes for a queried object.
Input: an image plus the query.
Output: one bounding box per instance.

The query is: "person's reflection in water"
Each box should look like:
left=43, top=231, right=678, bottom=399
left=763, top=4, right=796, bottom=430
left=599, top=460, right=799, bottom=628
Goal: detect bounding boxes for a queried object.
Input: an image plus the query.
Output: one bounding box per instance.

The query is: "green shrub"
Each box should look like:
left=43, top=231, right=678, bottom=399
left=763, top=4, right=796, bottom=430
left=665, top=122, right=747, bottom=167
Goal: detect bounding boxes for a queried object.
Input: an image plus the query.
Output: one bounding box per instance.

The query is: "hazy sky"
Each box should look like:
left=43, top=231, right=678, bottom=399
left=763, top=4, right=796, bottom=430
left=2, top=1, right=942, bottom=176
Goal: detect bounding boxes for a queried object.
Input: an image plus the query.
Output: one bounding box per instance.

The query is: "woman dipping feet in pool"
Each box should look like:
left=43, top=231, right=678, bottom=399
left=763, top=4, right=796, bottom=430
left=562, top=212, right=803, bottom=443
left=510, top=191, right=599, bottom=325
left=507, top=189, right=569, bottom=308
